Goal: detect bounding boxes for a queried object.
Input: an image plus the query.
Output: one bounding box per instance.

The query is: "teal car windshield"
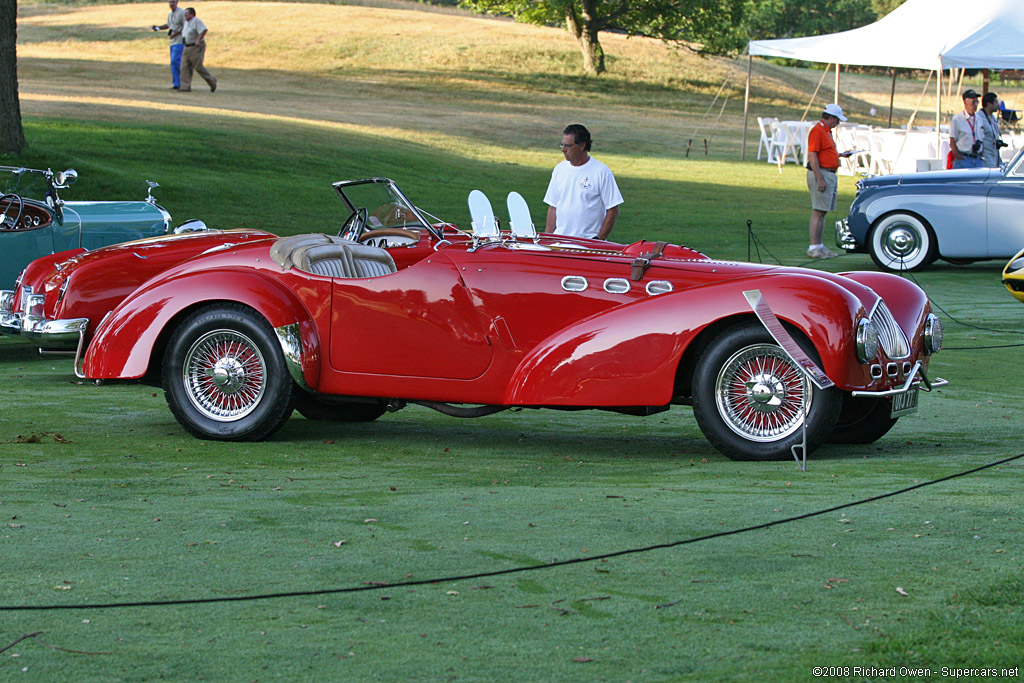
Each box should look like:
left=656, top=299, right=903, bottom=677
left=1, top=167, right=53, bottom=203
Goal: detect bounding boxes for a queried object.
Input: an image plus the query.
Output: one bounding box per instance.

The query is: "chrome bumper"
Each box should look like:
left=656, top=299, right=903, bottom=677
left=851, top=361, right=948, bottom=398
left=835, top=218, right=857, bottom=250
left=0, top=288, right=88, bottom=350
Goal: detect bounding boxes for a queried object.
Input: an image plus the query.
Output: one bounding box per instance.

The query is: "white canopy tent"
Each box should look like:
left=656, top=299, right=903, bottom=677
left=741, top=0, right=1024, bottom=159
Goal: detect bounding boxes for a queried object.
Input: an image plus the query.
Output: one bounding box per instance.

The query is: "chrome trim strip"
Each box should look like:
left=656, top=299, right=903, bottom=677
left=155, top=203, right=172, bottom=233
left=870, top=300, right=911, bottom=359
left=274, top=322, right=310, bottom=392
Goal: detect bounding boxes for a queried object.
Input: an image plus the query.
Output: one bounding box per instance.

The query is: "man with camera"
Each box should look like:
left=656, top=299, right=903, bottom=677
left=950, top=89, right=986, bottom=169
left=980, top=92, right=1007, bottom=168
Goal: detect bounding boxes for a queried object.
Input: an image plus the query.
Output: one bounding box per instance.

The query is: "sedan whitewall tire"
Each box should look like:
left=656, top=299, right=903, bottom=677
left=869, top=212, right=937, bottom=272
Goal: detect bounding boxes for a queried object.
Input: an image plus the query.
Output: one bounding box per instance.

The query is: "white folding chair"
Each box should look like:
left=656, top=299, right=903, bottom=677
left=869, top=132, right=894, bottom=175
left=757, top=117, right=776, bottom=161
left=853, top=129, right=874, bottom=174
left=769, top=121, right=800, bottom=164
left=835, top=125, right=858, bottom=175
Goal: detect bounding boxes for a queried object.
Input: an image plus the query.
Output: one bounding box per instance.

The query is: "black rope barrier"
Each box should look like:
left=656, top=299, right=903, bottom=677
left=744, top=219, right=1024, bottom=350
left=2, top=452, right=1020, bottom=612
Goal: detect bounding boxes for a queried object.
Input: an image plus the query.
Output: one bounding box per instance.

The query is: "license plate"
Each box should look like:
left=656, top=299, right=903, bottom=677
left=890, top=387, right=919, bottom=417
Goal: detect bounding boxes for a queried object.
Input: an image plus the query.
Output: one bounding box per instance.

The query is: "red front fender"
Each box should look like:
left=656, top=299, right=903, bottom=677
left=506, top=273, right=866, bottom=406
left=83, top=268, right=324, bottom=385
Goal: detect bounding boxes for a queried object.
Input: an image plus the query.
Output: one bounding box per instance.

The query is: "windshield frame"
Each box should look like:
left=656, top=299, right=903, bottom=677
left=0, top=166, right=63, bottom=224
left=332, top=178, right=443, bottom=242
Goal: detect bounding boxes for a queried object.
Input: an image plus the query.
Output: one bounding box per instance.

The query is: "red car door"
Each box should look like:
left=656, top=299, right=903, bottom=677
left=327, top=250, right=492, bottom=380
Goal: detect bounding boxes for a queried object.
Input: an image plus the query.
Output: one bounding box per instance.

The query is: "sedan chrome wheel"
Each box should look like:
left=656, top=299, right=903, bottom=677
left=869, top=213, right=936, bottom=272
left=714, top=344, right=809, bottom=442
left=183, top=329, right=267, bottom=421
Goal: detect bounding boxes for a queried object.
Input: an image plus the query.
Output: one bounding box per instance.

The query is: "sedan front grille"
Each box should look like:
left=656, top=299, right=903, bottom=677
left=871, top=300, right=911, bottom=359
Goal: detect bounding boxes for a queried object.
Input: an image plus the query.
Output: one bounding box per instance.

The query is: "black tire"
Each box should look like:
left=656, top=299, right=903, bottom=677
left=691, top=322, right=842, bottom=461
left=826, top=394, right=898, bottom=444
left=162, top=304, right=295, bottom=441
left=868, top=212, right=937, bottom=272
left=294, top=393, right=386, bottom=422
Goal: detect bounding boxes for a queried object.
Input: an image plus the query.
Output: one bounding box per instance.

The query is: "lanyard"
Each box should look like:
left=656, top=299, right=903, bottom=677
left=964, top=112, right=977, bottom=141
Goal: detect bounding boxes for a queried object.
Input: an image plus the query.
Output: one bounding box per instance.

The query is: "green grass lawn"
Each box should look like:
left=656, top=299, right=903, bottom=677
left=3, top=3, right=1024, bottom=681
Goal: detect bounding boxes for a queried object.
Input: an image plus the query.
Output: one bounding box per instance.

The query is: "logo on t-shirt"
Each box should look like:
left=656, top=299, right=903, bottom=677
left=579, top=177, right=592, bottom=190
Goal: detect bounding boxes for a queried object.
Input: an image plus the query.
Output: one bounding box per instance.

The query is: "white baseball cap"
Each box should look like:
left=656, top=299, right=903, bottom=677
left=823, top=103, right=848, bottom=121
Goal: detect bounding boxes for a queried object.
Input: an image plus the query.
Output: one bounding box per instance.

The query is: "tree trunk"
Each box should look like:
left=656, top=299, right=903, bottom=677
left=0, top=0, right=26, bottom=155
left=565, top=1, right=604, bottom=76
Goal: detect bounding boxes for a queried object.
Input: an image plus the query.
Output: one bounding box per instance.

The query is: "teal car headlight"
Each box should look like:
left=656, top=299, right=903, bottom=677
left=856, top=318, right=880, bottom=363
left=923, top=313, right=943, bottom=355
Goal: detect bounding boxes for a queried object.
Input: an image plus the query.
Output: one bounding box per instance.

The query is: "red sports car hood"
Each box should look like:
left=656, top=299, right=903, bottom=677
left=54, top=229, right=276, bottom=273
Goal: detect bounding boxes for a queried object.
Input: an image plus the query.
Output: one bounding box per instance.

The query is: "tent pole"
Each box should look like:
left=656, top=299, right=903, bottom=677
left=742, top=54, right=752, bottom=161
left=936, top=65, right=943, bottom=161
left=834, top=63, right=840, bottom=103
left=888, top=68, right=897, bottom=128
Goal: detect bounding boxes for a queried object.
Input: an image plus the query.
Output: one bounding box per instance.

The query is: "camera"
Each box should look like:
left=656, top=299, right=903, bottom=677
left=997, top=140, right=1009, bottom=149
left=971, top=140, right=983, bottom=155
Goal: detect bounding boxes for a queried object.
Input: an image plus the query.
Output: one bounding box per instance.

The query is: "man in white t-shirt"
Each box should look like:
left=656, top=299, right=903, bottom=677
left=543, top=124, right=623, bottom=240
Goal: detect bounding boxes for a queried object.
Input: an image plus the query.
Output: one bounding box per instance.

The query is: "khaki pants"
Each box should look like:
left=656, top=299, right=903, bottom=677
left=181, top=43, right=216, bottom=91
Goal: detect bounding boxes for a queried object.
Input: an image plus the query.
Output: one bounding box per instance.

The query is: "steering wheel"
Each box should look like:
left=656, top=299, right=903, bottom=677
left=0, top=193, right=25, bottom=229
left=338, top=207, right=368, bottom=241
left=359, top=228, right=420, bottom=247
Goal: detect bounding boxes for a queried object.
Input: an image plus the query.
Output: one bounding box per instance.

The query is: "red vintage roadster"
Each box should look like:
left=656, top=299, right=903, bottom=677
left=2, top=178, right=946, bottom=460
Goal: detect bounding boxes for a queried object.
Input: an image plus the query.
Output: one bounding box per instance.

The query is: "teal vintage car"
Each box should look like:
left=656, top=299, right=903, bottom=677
left=1, top=165, right=171, bottom=288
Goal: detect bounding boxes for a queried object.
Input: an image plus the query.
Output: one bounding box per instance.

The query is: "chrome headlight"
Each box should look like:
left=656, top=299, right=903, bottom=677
left=1007, top=256, right=1024, bottom=274
left=923, top=313, right=943, bottom=355
left=856, top=318, right=880, bottom=364
left=24, top=293, right=45, bottom=318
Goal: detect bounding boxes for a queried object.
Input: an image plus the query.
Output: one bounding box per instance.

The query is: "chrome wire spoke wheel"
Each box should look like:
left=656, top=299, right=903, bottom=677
left=182, top=328, right=267, bottom=422
left=714, top=343, right=810, bottom=442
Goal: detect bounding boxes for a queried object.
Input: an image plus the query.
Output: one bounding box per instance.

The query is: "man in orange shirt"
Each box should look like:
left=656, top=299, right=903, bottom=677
left=806, top=103, right=853, bottom=259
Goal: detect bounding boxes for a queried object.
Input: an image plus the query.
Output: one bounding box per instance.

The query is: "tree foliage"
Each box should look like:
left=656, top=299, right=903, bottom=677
left=744, top=0, right=908, bottom=40
left=870, top=0, right=906, bottom=18
left=460, top=0, right=746, bottom=76
left=1, top=0, right=26, bottom=155
left=743, top=0, right=875, bottom=40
